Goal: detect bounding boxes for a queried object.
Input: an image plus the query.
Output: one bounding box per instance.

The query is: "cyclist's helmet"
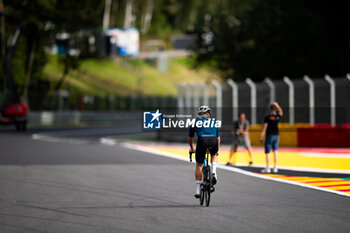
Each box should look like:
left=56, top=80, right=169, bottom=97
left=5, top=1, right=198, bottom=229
left=198, top=105, right=211, bottom=116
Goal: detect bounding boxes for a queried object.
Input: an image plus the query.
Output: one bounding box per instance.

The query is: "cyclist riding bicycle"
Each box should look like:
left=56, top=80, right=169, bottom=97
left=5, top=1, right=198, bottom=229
left=188, top=106, right=220, bottom=199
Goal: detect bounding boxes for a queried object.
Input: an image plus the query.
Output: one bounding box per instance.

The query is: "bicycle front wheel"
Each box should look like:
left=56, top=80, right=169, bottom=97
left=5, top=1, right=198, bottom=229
left=200, top=184, right=204, bottom=206
left=205, top=185, right=211, bottom=207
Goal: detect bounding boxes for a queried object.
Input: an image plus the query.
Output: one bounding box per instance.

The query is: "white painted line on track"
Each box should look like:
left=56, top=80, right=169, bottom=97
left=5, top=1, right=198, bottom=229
left=99, top=139, right=350, bottom=198
left=32, top=133, right=89, bottom=145
left=229, top=163, right=350, bottom=175
left=99, top=137, right=117, bottom=146
left=101, top=138, right=350, bottom=174
left=218, top=165, right=350, bottom=198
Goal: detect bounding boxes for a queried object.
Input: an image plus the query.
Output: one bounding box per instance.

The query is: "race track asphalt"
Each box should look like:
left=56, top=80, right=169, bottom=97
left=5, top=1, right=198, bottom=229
left=0, top=125, right=349, bottom=233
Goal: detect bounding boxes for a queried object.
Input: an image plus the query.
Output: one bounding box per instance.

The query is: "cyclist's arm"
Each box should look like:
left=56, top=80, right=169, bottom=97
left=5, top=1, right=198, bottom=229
left=216, top=127, right=221, bottom=146
left=188, top=126, right=196, bottom=152
left=188, top=137, right=195, bottom=152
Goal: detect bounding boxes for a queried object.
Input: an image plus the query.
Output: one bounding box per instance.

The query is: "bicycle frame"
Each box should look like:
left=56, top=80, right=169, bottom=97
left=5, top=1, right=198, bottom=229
left=201, top=149, right=212, bottom=206
left=189, top=149, right=213, bottom=207
left=202, top=149, right=211, bottom=184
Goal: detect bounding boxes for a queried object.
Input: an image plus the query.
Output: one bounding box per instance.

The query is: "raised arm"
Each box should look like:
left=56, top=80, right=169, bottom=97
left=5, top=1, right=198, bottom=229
left=273, top=102, right=283, bottom=116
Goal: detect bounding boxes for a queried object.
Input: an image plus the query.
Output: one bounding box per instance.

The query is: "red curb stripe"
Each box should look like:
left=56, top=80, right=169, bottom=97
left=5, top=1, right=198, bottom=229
left=303, top=180, right=343, bottom=184
left=320, top=184, right=350, bottom=188
left=337, top=189, right=350, bottom=192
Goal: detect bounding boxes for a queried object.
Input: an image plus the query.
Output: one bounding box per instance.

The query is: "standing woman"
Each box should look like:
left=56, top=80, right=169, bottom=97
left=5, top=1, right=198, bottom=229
left=259, top=102, right=283, bottom=173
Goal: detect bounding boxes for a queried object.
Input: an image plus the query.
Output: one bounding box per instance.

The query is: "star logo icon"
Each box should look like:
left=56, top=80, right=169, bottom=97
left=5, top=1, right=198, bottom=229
left=150, top=109, right=162, bottom=122
left=143, top=109, right=163, bottom=129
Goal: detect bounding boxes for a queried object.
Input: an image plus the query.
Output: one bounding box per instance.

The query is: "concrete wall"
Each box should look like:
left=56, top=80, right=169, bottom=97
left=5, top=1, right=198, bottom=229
left=28, top=111, right=141, bottom=125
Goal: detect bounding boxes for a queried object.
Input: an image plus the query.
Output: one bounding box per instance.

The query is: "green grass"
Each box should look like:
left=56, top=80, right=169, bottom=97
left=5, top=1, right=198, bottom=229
left=43, top=55, right=221, bottom=97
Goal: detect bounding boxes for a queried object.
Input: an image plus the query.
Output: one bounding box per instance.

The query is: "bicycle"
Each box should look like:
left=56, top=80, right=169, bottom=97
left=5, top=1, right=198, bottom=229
left=189, top=148, right=214, bottom=207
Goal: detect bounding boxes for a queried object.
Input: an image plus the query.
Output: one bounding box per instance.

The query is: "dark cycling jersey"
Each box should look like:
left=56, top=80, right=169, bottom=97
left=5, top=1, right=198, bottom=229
left=189, top=117, right=220, bottom=164
left=188, top=117, right=220, bottom=138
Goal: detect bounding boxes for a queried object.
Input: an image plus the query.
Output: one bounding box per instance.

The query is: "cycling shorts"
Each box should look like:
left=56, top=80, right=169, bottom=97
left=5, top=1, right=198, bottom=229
left=195, top=136, right=218, bottom=164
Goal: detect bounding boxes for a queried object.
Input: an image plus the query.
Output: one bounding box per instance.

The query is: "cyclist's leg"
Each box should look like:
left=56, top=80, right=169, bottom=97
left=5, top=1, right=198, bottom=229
left=209, top=138, right=219, bottom=183
left=210, top=153, right=218, bottom=185
left=195, top=163, right=203, bottom=196
left=211, top=153, right=218, bottom=173
left=195, top=138, right=206, bottom=196
left=211, top=153, right=218, bottom=164
left=195, top=163, right=203, bottom=180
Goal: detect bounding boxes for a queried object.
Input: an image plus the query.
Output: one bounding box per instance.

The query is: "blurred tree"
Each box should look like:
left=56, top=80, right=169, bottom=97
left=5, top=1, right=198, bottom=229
left=140, top=0, right=153, bottom=34
left=195, top=0, right=350, bottom=81
left=1, top=0, right=104, bottom=107
left=54, top=54, right=79, bottom=91
left=2, top=0, right=350, bottom=105
left=0, top=0, right=6, bottom=92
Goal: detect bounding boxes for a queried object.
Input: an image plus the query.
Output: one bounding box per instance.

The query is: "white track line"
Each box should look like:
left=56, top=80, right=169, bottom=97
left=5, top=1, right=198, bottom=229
left=32, top=133, right=89, bottom=145
left=99, top=137, right=117, bottom=146
left=100, top=140, right=350, bottom=198
left=228, top=163, right=350, bottom=174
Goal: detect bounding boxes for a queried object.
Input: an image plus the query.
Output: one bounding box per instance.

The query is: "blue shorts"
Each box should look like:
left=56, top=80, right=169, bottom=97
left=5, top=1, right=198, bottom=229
left=265, top=135, right=279, bottom=154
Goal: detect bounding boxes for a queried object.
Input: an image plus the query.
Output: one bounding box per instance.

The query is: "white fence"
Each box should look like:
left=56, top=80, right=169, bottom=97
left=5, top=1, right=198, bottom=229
left=176, top=74, right=350, bottom=126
